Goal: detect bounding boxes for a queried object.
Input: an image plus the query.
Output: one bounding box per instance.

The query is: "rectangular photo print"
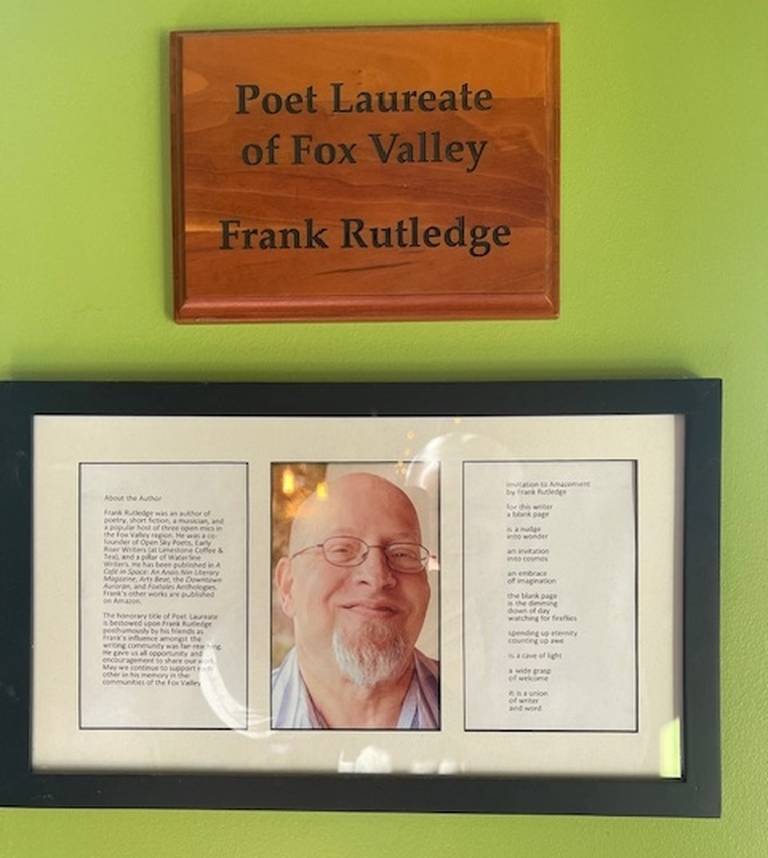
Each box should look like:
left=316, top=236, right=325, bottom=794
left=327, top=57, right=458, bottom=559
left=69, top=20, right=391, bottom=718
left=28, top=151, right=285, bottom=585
left=270, top=462, right=440, bottom=730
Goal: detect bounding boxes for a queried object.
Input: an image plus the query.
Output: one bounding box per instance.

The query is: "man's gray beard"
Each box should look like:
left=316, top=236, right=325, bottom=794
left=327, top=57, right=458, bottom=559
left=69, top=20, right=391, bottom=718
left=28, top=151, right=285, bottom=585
left=332, top=621, right=410, bottom=688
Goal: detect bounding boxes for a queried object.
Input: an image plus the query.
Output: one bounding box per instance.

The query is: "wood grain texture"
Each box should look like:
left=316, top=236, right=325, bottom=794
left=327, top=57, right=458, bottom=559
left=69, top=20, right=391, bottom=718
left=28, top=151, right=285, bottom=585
left=171, top=25, right=560, bottom=322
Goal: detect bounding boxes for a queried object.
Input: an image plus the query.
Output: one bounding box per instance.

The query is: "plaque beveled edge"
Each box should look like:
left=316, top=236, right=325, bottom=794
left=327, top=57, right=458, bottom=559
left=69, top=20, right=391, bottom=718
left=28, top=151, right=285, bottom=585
left=168, top=24, right=561, bottom=323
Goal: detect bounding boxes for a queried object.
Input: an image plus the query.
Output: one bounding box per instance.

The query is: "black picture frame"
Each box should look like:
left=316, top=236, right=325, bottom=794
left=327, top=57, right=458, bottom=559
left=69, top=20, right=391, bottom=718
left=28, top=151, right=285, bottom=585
left=0, top=379, right=721, bottom=816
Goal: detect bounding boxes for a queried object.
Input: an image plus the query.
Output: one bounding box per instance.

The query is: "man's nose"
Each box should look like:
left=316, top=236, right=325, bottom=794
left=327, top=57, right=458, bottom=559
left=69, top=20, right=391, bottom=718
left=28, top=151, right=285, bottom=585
left=353, top=546, right=396, bottom=587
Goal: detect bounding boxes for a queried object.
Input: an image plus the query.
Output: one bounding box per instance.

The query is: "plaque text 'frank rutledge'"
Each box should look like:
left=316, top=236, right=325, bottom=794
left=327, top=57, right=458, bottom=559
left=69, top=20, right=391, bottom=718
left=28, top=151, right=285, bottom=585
left=225, top=82, right=509, bottom=257
left=171, top=27, right=560, bottom=321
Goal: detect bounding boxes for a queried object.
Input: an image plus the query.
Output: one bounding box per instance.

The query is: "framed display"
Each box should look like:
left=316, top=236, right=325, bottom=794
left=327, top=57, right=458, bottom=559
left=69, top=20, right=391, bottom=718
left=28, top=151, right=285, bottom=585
left=0, top=380, right=720, bottom=815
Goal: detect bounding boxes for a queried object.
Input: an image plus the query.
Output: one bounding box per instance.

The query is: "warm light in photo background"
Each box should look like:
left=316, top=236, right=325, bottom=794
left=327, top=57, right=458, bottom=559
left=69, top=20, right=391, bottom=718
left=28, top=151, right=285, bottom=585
left=281, top=466, right=295, bottom=496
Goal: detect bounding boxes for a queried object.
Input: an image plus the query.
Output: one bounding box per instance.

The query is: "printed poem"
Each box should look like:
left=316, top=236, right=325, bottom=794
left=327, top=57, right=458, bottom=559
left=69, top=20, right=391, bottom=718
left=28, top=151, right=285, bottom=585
left=463, top=461, right=637, bottom=731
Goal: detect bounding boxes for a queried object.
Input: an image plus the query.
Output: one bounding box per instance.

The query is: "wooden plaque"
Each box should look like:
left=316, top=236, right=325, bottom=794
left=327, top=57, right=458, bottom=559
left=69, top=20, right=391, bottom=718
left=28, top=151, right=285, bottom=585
left=170, top=25, right=560, bottom=322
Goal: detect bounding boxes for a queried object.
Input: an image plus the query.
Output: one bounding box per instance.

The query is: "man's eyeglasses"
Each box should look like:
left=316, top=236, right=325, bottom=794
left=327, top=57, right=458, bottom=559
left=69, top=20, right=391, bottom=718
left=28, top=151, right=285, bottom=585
left=291, top=536, right=430, bottom=574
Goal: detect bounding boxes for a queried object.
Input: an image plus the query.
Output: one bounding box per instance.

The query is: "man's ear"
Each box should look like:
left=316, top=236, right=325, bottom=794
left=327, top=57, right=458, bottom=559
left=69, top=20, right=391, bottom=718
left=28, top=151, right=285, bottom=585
left=275, top=557, right=295, bottom=618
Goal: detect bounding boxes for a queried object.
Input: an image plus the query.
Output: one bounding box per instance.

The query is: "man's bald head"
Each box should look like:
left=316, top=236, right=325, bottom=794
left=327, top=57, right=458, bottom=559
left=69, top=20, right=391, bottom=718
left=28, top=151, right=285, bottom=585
left=288, top=472, right=422, bottom=557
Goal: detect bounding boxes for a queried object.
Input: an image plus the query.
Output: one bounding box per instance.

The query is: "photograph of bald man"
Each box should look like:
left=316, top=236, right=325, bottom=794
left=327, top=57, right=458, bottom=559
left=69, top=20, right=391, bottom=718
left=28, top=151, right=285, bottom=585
left=272, top=470, right=439, bottom=729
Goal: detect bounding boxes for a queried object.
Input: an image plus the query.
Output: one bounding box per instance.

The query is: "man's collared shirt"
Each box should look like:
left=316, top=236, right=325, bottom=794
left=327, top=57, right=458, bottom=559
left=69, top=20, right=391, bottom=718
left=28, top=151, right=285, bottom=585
left=271, top=647, right=439, bottom=729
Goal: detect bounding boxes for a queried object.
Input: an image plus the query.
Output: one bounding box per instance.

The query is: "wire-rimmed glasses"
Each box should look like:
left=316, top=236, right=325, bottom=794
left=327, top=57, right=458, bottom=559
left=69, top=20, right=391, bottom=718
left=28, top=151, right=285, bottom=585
left=291, top=536, right=430, bottom=574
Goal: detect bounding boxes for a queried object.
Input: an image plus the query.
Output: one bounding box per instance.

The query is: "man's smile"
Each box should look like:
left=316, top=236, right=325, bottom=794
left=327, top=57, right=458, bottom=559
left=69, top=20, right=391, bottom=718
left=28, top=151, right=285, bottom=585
left=339, top=600, right=401, bottom=619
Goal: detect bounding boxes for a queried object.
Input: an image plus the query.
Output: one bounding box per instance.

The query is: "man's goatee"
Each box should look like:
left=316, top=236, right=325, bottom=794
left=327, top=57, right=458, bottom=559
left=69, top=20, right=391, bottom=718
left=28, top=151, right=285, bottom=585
left=332, top=621, right=409, bottom=687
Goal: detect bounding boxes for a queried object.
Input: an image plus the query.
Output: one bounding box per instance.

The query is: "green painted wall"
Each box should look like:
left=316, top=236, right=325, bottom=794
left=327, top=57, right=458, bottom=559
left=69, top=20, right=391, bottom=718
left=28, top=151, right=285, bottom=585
left=1, top=0, right=766, bottom=855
